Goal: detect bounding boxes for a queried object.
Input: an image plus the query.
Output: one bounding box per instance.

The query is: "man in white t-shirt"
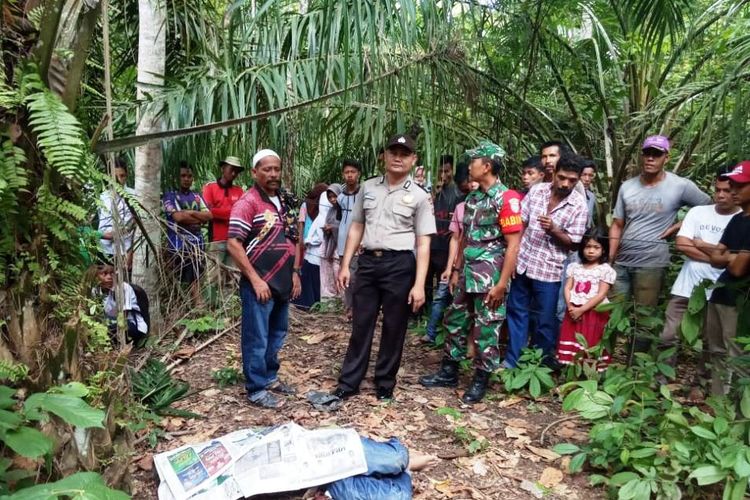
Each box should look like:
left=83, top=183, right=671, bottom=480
left=660, top=170, right=740, bottom=351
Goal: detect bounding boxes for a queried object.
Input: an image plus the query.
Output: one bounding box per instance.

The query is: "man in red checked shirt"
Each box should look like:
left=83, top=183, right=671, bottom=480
left=504, top=152, right=589, bottom=369
left=203, top=156, right=245, bottom=292
left=420, top=141, right=522, bottom=404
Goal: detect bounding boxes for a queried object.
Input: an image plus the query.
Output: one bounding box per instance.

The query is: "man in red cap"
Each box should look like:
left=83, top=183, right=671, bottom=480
left=609, top=135, right=711, bottom=351
left=705, top=160, right=750, bottom=395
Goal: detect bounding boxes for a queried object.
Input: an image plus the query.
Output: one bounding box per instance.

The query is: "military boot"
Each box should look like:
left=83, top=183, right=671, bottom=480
left=419, top=358, right=459, bottom=388
left=461, top=369, right=490, bottom=404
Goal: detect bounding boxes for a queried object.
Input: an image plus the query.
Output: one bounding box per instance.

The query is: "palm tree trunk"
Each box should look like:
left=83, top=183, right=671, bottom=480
left=133, top=0, right=166, bottom=323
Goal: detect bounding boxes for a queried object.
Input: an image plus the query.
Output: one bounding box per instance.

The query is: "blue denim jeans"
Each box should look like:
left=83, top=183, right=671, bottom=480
left=505, top=272, right=561, bottom=367
left=328, top=437, right=412, bottom=500
left=240, top=279, right=289, bottom=399
left=425, top=281, right=452, bottom=340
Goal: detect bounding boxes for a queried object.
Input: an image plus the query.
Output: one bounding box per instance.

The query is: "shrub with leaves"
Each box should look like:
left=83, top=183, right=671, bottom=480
left=499, top=348, right=555, bottom=399
left=435, top=407, right=488, bottom=455
left=554, top=350, right=750, bottom=499
left=130, top=360, right=195, bottom=417
left=212, top=367, right=243, bottom=388
left=0, top=383, right=126, bottom=498
left=177, top=316, right=226, bottom=336
left=5, top=471, right=128, bottom=500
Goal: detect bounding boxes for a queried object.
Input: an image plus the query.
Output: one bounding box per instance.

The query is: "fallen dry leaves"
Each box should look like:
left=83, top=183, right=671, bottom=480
left=130, top=309, right=602, bottom=500
left=526, top=444, right=562, bottom=462
left=539, top=467, right=564, bottom=488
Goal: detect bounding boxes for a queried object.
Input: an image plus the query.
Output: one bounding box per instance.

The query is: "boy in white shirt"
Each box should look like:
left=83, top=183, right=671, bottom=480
left=96, top=263, right=148, bottom=344
left=660, top=169, right=740, bottom=351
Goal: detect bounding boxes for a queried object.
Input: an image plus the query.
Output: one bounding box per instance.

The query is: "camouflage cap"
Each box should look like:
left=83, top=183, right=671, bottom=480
left=465, top=140, right=506, bottom=162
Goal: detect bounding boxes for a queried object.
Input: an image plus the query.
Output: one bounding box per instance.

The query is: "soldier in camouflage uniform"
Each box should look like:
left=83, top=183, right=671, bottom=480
left=419, top=141, right=523, bottom=404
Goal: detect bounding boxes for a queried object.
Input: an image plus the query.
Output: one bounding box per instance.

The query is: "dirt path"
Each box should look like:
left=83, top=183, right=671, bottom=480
left=130, top=309, right=604, bottom=499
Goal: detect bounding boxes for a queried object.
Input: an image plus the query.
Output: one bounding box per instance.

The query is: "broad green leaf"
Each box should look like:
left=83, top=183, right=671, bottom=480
left=657, top=363, right=675, bottom=379
left=552, top=443, right=580, bottom=455
left=687, top=284, right=708, bottom=314
left=730, top=476, right=748, bottom=500
left=588, top=474, right=609, bottom=486
left=7, top=471, right=130, bottom=500
left=578, top=380, right=598, bottom=394
left=680, top=313, right=701, bottom=345
left=659, top=384, right=671, bottom=400
left=49, top=382, right=89, bottom=398
left=618, top=478, right=651, bottom=499
left=1, top=426, right=53, bottom=458
left=714, top=416, right=729, bottom=436
left=529, top=376, right=541, bottom=398
left=562, top=388, right=585, bottom=412
left=688, top=465, right=728, bottom=485
left=690, top=426, right=717, bottom=440
left=741, top=387, right=750, bottom=419
left=610, top=471, right=639, bottom=486
left=24, top=393, right=104, bottom=429
left=569, top=452, right=586, bottom=473
left=509, top=371, right=531, bottom=390
left=0, top=409, right=22, bottom=430
left=594, top=301, right=617, bottom=312
left=734, top=453, right=750, bottom=477
left=665, top=412, right=689, bottom=427
left=630, top=447, right=657, bottom=459
left=535, top=370, right=555, bottom=390
left=0, top=386, right=16, bottom=409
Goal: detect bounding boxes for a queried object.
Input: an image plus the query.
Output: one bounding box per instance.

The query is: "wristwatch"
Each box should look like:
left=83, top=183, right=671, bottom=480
left=293, top=268, right=302, bottom=276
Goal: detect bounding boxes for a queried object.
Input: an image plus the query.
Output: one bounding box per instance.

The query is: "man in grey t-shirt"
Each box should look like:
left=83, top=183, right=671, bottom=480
left=609, top=135, right=711, bottom=320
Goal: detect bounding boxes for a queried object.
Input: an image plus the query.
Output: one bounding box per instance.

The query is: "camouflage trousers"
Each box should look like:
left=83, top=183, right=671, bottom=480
left=443, top=283, right=505, bottom=372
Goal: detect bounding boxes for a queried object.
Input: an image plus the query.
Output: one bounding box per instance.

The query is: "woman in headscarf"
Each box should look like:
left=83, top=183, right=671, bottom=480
left=320, top=184, right=343, bottom=300
left=293, top=183, right=329, bottom=310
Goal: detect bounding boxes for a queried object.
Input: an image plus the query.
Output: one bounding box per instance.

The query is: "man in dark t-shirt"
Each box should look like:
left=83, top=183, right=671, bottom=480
left=426, top=156, right=463, bottom=303
left=705, top=161, right=750, bottom=396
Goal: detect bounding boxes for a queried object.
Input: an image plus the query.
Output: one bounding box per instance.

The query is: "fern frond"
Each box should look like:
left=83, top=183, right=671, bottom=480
left=0, top=80, right=21, bottom=109
left=35, top=184, right=80, bottom=242
left=0, top=139, right=28, bottom=198
left=0, top=360, right=29, bottom=383
left=25, top=89, right=87, bottom=183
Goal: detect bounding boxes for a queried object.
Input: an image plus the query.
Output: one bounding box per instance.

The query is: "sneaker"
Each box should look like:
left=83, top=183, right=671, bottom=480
left=268, top=380, right=297, bottom=395
left=248, top=391, right=285, bottom=409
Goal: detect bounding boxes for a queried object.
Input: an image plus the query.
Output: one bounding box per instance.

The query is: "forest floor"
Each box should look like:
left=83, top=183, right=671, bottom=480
left=130, top=308, right=604, bottom=499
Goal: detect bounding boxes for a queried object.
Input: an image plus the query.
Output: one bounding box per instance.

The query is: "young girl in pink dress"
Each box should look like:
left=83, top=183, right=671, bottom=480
left=557, top=227, right=616, bottom=369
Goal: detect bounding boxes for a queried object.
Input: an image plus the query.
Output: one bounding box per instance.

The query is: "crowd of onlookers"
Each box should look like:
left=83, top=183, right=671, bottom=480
left=94, top=134, right=750, bottom=409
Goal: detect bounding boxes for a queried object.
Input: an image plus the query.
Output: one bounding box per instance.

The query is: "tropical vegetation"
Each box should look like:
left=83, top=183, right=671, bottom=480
left=1, top=0, right=750, bottom=497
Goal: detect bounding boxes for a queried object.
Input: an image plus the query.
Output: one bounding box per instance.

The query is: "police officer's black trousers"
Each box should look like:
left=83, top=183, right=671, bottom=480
left=338, top=251, right=416, bottom=392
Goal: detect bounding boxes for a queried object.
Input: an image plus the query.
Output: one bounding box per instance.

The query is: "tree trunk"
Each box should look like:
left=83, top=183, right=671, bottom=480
left=132, top=0, right=166, bottom=325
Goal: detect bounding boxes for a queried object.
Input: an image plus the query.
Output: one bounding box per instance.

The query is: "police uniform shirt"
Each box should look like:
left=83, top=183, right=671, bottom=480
left=351, top=175, right=436, bottom=251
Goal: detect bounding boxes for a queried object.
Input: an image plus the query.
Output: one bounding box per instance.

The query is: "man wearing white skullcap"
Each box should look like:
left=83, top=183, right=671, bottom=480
left=227, top=149, right=302, bottom=409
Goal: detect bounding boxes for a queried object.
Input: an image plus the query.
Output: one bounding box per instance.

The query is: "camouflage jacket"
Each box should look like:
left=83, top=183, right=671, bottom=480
left=462, top=180, right=523, bottom=293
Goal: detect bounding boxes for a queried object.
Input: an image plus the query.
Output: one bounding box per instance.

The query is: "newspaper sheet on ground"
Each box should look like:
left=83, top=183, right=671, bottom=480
left=154, top=426, right=272, bottom=500
left=155, top=423, right=367, bottom=499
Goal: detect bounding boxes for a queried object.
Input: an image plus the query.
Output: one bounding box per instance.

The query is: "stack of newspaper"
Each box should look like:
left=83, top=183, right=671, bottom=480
left=154, top=422, right=368, bottom=500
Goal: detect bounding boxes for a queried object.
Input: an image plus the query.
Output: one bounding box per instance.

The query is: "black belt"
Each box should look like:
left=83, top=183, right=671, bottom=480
left=362, top=249, right=412, bottom=257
